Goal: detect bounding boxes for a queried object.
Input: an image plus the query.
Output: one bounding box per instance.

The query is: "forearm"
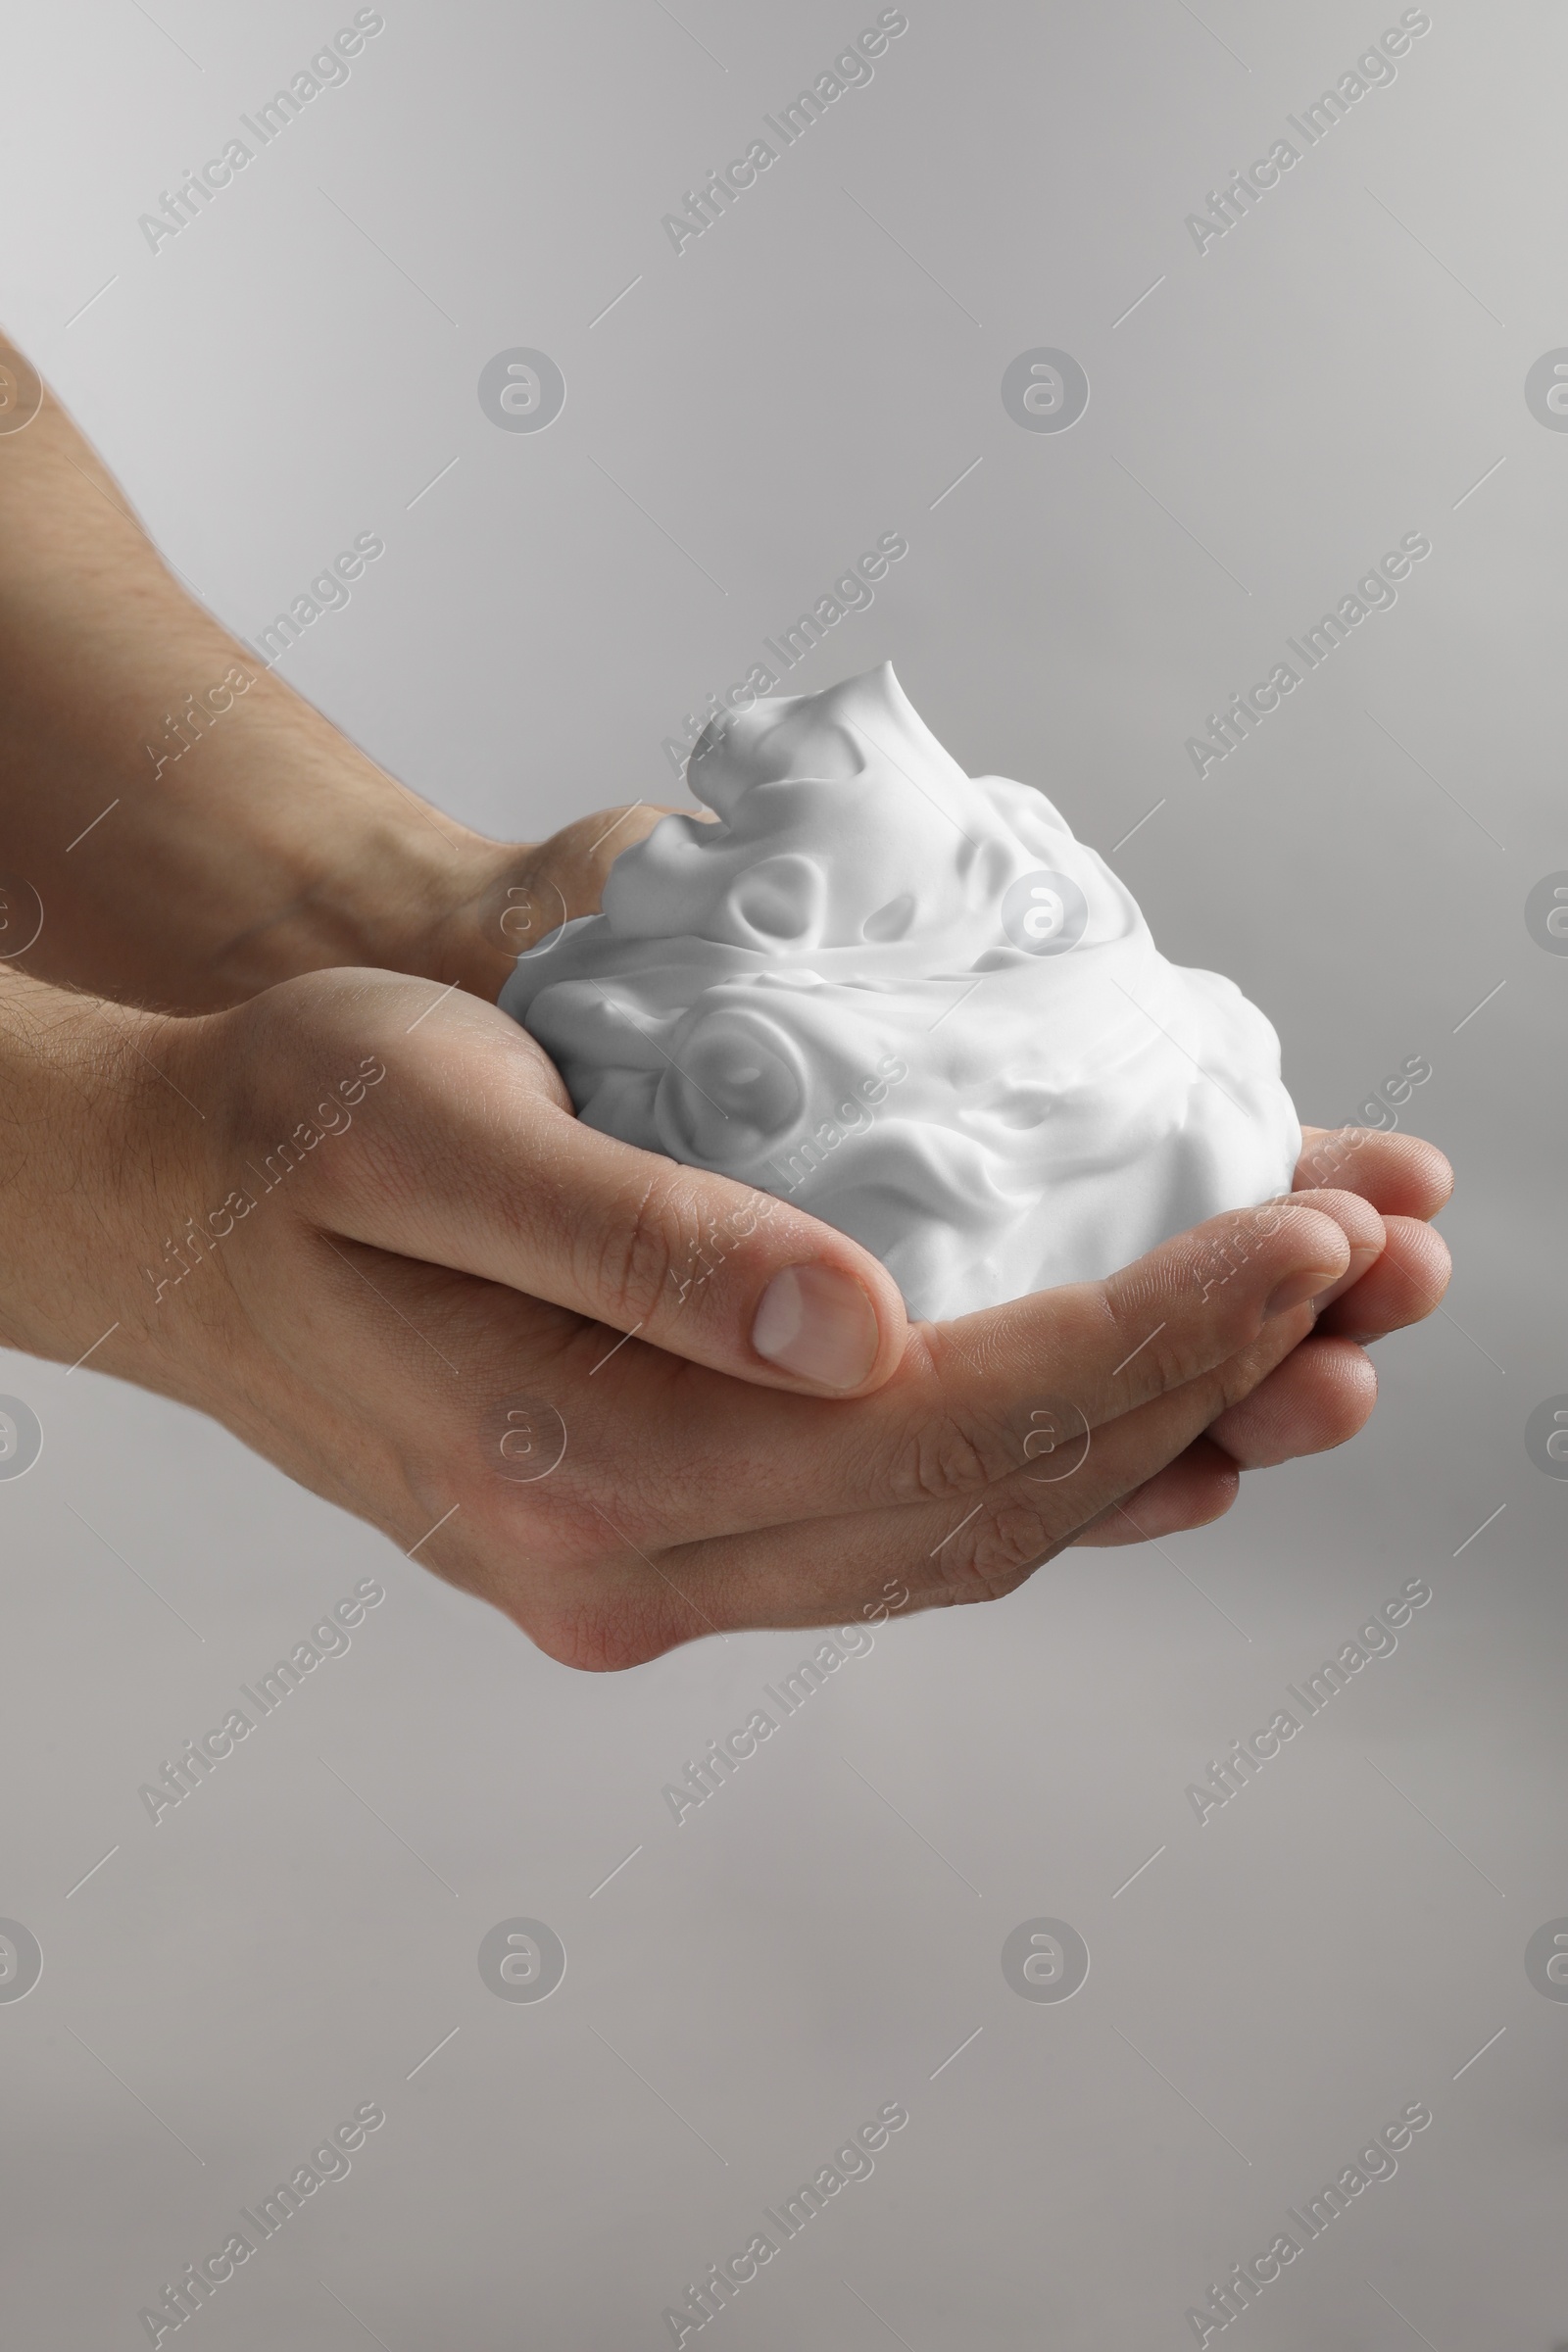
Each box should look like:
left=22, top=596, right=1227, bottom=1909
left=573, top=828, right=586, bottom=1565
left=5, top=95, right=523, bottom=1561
left=0, top=330, right=518, bottom=1010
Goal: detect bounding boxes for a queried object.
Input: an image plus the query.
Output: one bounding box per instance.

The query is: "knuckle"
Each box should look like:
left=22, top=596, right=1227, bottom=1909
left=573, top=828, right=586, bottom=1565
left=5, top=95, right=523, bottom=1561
left=1124, top=1205, right=1299, bottom=1369
left=1215, top=1355, right=1259, bottom=1416
left=890, top=1403, right=1019, bottom=1505
left=1111, top=1308, right=1204, bottom=1397
left=906, top=1411, right=990, bottom=1502
left=970, top=1494, right=1064, bottom=1585
left=885, top=1338, right=1035, bottom=1504
left=930, top=1493, right=1064, bottom=1604
left=528, top=1596, right=678, bottom=1673
left=578, top=1172, right=683, bottom=1327
left=1098, top=1270, right=1173, bottom=1368
left=1206, top=1334, right=1285, bottom=1422
left=464, top=1496, right=688, bottom=1671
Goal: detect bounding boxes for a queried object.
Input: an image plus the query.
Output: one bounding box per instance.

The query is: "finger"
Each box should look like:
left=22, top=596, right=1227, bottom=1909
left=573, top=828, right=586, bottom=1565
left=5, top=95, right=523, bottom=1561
left=1078, top=1332, right=1382, bottom=1543
left=1295, top=1125, right=1452, bottom=1221
left=1276, top=1187, right=1388, bottom=1314
left=1070, top=1437, right=1243, bottom=1545
left=306, top=981, right=910, bottom=1396
left=1313, top=1215, right=1451, bottom=1342
left=274, top=1183, right=1340, bottom=1644
left=1082, top=1329, right=1386, bottom=1545
left=310, top=984, right=1378, bottom=1415
left=1204, top=1334, right=1378, bottom=1467
left=462, top=811, right=678, bottom=975
left=497, top=1300, right=1371, bottom=1656
left=526, top=803, right=676, bottom=924
left=540, top=1184, right=1378, bottom=1545
left=919, top=1181, right=1379, bottom=1422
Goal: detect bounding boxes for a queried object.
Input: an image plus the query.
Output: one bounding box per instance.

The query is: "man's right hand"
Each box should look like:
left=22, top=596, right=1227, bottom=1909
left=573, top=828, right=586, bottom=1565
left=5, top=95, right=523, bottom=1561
left=1, top=963, right=1444, bottom=1669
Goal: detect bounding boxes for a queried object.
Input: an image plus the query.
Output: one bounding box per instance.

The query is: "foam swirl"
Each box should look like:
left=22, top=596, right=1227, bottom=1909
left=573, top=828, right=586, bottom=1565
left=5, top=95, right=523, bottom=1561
left=500, top=664, right=1300, bottom=1319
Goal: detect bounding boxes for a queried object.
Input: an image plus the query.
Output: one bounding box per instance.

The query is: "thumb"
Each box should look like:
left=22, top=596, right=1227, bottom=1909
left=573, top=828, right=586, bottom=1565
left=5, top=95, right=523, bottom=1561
left=523, top=801, right=685, bottom=927
left=326, top=989, right=910, bottom=1396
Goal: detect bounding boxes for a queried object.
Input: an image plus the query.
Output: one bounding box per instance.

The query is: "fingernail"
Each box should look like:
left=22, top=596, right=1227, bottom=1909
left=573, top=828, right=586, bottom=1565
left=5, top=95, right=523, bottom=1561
left=752, top=1263, right=881, bottom=1390
left=1264, top=1267, right=1339, bottom=1320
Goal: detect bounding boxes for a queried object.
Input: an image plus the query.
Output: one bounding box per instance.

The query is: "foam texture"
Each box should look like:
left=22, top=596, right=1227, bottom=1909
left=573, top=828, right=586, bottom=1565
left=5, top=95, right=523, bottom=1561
left=500, top=664, right=1300, bottom=1319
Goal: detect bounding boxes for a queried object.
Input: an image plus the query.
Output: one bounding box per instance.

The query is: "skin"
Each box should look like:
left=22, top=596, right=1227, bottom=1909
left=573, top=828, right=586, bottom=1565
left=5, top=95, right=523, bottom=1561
left=0, top=335, right=1453, bottom=1667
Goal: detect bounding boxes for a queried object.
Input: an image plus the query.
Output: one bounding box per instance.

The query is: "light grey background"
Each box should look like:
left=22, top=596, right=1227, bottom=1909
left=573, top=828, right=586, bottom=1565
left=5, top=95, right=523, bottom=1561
left=2, top=1, right=1565, bottom=2344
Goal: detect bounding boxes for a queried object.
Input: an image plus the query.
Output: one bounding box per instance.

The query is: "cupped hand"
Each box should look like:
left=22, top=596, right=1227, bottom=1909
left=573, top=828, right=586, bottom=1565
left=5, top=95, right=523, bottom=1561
left=1081, top=1121, right=1452, bottom=1545
left=443, top=802, right=1451, bottom=1446
left=437, top=808, right=1453, bottom=1561
left=24, top=965, right=1423, bottom=1669
left=323, top=784, right=1457, bottom=1599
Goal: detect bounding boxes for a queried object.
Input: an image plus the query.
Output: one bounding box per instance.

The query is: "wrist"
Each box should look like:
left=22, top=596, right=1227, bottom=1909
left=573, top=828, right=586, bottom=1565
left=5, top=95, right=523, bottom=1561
left=0, top=341, right=545, bottom=1017
left=0, top=972, right=202, bottom=1372
left=0, top=522, right=534, bottom=1010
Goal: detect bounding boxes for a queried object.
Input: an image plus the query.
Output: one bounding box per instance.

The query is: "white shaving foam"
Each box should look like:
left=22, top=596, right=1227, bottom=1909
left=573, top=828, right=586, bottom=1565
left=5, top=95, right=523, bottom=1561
left=500, top=664, right=1300, bottom=1319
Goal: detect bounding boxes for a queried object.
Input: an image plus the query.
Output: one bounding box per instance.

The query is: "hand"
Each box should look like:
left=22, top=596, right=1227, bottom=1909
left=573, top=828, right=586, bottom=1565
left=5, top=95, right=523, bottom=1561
left=385, top=804, right=1454, bottom=1544
left=416, top=819, right=1453, bottom=1552
left=4, top=961, right=1394, bottom=1670
left=0, top=327, right=1452, bottom=1647
left=388, top=790, right=1453, bottom=1545
left=1081, top=1122, right=1452, bottom=1545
